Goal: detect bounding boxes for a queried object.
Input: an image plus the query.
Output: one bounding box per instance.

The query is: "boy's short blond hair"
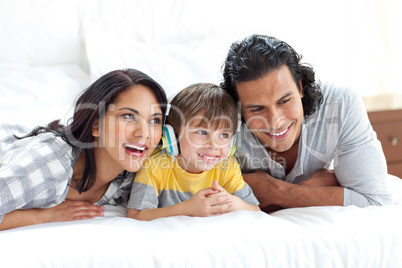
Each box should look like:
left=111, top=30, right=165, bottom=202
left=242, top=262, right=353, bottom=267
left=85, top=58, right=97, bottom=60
left=167, top=83, right=238, bottom=135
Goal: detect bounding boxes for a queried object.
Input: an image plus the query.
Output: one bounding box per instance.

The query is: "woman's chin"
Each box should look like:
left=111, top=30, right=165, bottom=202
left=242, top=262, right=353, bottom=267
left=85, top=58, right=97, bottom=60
left=124, top=158, right=147, bottom=172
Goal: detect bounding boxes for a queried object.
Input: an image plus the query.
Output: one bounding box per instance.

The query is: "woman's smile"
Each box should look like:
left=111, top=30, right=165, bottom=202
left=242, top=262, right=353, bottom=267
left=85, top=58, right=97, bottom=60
left=123, top=142, right=148, bottom=157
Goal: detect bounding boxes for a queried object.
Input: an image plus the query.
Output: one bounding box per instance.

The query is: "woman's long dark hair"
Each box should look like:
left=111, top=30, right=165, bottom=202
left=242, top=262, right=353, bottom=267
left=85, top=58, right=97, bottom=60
left=19, top=69, right=167, bottom=193
left=220, top=34, right=323, bottom=117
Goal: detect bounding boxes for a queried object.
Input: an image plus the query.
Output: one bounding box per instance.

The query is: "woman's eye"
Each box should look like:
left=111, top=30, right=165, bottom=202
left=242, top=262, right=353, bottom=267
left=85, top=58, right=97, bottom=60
left=150, top=117, right=162, bottom=125
left=121, top=114, right=135, bottom=121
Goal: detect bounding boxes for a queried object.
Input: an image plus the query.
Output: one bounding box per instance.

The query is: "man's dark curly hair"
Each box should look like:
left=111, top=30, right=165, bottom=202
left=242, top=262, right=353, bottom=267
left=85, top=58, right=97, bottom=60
left=220, top=34, right=323, bottom=117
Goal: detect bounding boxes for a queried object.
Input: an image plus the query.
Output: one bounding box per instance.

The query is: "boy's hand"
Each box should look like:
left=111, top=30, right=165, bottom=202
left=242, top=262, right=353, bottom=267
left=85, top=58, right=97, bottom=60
left=209, top=180, right=238, bottom=209
left=211, top=180, right=228, bottom=194
left=209, top=180, right=260, bottom=212
left=185, top=187, right=233, bottom=217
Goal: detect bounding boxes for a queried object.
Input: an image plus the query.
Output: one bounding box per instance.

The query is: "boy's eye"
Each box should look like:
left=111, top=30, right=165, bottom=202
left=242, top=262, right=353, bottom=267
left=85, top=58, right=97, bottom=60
left=196, top=130, right=207, bottom=135
left=220, top=133, right=230, bottom=139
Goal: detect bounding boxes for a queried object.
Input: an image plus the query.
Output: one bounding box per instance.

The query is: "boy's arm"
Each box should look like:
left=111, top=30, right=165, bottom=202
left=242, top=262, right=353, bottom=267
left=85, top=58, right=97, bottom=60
left=211, top=180, right=260, bottom=212
left=128, top=188, right=233, bottom=221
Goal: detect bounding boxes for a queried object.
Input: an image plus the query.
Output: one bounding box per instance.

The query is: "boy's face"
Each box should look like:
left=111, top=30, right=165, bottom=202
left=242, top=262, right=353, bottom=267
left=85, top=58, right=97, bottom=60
left=177, top=115, right=232, bottom=174
left=235, top=65, right=304, bottom=153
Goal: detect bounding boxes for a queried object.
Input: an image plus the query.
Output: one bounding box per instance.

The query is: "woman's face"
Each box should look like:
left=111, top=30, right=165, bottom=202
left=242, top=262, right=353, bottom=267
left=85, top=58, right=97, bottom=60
left=93, top=85, right=163, bottom=174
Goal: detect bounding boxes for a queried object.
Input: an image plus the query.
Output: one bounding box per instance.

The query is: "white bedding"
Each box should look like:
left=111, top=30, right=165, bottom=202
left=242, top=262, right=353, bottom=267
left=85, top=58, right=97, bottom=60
left=1, top=61, right=402, bottom=268
left=1, top=1, right=402, bottom=267
left=1, top=205, right=402, bottom=267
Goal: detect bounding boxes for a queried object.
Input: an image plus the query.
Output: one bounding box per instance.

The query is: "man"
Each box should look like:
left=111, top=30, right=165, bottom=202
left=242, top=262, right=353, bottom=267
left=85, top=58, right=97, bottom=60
left=220, top=34, right=392, bottom=212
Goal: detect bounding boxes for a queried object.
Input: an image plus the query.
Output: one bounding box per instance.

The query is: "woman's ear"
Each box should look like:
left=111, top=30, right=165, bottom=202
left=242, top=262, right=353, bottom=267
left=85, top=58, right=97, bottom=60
left=92, top=119, right=100, bottom=137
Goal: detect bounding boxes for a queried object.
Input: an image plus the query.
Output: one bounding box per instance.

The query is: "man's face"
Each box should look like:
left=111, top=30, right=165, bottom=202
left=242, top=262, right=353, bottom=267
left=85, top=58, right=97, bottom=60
left=236, top=65, right=304, bottom=153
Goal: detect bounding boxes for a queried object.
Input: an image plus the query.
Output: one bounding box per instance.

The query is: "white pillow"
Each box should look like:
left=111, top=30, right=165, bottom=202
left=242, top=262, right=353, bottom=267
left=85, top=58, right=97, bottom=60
left=85, top=27, right=235, bottom=97
left=0, top=63, right=89, bottom=128
left=0, top=1, right=82, bottom=66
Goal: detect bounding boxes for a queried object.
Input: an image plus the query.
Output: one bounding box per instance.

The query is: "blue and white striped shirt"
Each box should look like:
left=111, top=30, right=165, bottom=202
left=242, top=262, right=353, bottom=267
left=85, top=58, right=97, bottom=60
left=0, top=124, right=133, bottom=223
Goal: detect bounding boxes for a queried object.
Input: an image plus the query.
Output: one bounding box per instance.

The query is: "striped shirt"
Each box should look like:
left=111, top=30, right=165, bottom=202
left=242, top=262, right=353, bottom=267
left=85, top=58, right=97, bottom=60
left=0, top=124, right=133, bottom=223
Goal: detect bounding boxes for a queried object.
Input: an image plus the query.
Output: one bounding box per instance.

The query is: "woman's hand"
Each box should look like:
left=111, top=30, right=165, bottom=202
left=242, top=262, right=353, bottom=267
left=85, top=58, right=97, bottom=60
left=0, top=200, right=104, bottom=231
left=38, top=200, right=105, bottom=223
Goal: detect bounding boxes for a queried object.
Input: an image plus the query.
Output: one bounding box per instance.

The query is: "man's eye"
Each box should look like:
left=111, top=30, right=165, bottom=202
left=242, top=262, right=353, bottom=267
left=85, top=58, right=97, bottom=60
left=251, top=107, right=263, bottom=112
left=280, top=98, right=291, bottom=104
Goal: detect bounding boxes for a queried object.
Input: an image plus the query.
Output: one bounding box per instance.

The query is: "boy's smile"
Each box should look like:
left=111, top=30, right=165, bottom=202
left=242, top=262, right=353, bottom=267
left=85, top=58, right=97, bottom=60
left=197, top=152, right=219, bottom=163
left=177, top=116, right=232, bottom=174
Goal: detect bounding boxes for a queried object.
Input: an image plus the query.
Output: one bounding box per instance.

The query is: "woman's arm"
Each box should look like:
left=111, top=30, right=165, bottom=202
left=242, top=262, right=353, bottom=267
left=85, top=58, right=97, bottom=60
left=0, top=133, right=82, bottom=230
left=0, top=200, right=104, bottom=231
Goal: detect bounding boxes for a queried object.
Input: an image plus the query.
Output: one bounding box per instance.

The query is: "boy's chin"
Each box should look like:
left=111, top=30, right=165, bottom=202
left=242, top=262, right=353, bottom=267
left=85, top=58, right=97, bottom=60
left=197, top=161, right=221, bottom=171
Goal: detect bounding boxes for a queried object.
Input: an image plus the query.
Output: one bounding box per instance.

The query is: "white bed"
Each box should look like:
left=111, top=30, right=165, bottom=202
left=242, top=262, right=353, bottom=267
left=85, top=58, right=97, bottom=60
left=1, top=203, right=402, bottom=267
left=1, top=1, right=402, bottom=267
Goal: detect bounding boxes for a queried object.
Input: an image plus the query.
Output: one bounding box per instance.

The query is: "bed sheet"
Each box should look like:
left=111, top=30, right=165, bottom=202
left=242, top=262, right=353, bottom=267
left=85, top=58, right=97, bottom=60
left=1, top=205, right=402, bottom=268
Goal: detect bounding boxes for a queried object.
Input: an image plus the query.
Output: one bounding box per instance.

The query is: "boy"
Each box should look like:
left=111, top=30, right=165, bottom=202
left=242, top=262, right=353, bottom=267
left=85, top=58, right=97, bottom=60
left=127, top=83, right=260, bottom=220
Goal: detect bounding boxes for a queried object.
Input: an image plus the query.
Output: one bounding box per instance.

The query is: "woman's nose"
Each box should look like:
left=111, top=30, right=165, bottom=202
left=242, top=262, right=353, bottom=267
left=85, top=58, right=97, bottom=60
left=133, top=120, right=150, bottom=139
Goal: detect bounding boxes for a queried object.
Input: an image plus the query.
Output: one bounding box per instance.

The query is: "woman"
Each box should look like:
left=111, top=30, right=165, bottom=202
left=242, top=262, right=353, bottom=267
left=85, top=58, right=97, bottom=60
left=0, top=68, right=167, bottom=230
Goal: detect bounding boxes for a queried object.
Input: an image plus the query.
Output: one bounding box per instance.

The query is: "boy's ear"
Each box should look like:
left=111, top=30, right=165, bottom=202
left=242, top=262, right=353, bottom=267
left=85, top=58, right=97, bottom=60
left=92, top=119, right=100, bottom=137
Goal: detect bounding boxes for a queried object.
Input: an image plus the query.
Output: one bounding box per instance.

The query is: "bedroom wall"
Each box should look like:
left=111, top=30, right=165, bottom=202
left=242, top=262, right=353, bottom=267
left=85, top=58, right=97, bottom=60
left=0, top=0, right=400, bottom=127
left=80, top=0, right=402, bottom=97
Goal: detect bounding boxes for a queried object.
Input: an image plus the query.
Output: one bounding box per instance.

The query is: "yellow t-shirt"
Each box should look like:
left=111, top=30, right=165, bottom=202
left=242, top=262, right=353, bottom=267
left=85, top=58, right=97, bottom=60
left=127, top=150, right=259, bottom=210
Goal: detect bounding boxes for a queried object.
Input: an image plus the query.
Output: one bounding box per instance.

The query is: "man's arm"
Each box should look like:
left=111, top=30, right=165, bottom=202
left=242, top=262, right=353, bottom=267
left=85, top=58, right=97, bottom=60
left=332, top=87, right=391, bottom=206
left=243, top=169, right=343, bottom=212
